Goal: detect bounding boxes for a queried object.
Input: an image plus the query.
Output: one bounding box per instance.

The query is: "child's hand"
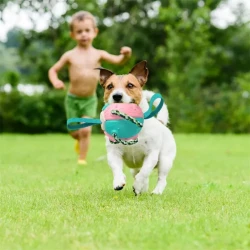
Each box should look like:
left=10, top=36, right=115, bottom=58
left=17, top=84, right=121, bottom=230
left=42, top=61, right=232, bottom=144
left=120, top=46, right=132, bottom=57
left=53, top=80, right=65, bottom=90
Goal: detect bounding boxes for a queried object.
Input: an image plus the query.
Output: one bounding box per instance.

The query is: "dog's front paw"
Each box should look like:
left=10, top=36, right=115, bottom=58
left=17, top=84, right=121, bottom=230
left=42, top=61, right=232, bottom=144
left=133, top=176, right=149, bottom=195
left=113, top=174, right=126, bottom=191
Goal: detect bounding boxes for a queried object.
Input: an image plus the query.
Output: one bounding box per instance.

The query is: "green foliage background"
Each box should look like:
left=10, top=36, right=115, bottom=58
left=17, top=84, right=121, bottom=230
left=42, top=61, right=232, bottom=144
left=0, top=0, right=250, bottom=133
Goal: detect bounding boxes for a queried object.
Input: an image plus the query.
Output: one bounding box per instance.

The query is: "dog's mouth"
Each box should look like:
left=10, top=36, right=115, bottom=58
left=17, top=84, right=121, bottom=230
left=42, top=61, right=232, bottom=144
left=113, top=99, right=122, bottom=104
left=111, top=93, right=135, bottom=104
left=112, top=99, right=135, bottom=104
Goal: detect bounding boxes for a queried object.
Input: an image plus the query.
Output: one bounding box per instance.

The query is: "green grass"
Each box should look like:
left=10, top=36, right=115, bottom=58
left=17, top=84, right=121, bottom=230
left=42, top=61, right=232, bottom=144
left=0, top=133, right=250, bottom=250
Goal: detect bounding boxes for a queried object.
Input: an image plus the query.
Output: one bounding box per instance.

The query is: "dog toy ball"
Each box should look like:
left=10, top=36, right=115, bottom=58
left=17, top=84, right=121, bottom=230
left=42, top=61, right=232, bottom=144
left=101, top=103, right=144, bottom=145
left=67, top=93, right=164, bottom=145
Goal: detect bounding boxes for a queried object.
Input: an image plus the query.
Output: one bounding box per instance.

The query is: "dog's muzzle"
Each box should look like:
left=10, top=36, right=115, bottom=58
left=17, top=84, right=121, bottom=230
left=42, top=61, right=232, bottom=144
left=112, top=93, right=123, bottom=103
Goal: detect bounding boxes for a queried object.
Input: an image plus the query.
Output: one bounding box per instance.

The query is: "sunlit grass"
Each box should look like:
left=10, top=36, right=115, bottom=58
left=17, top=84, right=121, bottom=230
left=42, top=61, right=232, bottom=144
left=0, top=133, right=250, bottom=250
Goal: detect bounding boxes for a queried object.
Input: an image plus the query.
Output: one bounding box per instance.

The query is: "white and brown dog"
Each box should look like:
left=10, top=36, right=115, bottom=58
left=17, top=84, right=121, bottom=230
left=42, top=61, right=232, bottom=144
left=97, top=61, right=176, bottom=195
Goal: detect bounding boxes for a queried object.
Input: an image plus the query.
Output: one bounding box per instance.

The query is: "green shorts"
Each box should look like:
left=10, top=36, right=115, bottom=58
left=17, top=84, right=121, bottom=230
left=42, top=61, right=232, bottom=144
left=65, top=93, right=98, bottom=120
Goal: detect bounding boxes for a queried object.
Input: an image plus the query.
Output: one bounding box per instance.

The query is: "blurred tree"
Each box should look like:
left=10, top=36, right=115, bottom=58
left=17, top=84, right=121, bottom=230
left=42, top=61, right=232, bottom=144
left=4, top=70, right=20, bottom=87
left=0, top=43, right=20, bottom=86
left=157, top=0, right=250, bottom=132
left=5, top=28, right=22, bottom=48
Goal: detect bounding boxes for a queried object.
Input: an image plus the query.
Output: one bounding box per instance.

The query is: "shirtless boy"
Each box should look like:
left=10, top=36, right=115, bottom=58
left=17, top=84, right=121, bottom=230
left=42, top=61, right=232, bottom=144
left=48, top=11, right=132, bottom=165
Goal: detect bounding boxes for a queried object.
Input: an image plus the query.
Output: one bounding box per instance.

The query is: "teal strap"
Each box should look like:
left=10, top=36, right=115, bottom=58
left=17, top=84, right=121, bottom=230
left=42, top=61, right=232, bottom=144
left=67, top=117, right=101, bottom=130
left=102, top=104, right=109, bottom=111
left=143, top=93, right=164, bottom=119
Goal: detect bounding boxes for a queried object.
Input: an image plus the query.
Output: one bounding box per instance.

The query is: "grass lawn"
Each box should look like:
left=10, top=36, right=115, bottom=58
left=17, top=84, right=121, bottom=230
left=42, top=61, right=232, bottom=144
left=0, top=133, right=250, bottom=250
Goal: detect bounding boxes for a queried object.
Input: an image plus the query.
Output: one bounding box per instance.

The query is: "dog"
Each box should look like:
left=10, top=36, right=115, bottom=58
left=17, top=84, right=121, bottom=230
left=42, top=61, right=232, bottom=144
left=97, top=60, right=176, bottom=195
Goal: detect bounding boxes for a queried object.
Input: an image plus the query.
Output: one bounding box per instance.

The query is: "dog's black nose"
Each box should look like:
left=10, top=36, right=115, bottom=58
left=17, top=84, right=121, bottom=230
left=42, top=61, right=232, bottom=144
left=113, top=93, right=123, bottom=102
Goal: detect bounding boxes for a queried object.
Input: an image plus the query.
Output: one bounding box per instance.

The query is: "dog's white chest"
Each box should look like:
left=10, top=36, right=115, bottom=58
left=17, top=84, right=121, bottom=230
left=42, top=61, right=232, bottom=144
left=122, top=141, right=148, bottom=168
left=117, top=119, right=163, bottom=168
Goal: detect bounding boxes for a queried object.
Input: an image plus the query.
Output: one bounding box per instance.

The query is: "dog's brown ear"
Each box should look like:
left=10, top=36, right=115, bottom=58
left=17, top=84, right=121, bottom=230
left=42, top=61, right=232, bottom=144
left=95, top=67, right=114, bottom=86
left=129, top=60, right=148, bottom=86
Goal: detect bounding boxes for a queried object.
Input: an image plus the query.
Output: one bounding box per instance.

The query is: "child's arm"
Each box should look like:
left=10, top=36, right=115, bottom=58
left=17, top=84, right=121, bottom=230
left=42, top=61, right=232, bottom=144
left=48, top=52, right=70, bottom=89
left=100, top=46, right=132, bottom=65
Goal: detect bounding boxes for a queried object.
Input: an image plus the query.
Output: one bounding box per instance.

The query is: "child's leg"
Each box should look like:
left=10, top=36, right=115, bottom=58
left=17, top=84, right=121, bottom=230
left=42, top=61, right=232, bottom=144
left=66, top=94, right=97, bottom=164
left=78, top=126, right=92, bottom=161
left=69, top=130, right=80, bottom=153
left=69, top=125, right=92, bottom=163
left=70, top=131, right=79, bottom=140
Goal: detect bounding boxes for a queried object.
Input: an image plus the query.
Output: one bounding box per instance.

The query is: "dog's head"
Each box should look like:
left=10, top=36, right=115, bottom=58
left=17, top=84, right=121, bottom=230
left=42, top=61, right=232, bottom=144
left=96, top=60, right=148, bottom=104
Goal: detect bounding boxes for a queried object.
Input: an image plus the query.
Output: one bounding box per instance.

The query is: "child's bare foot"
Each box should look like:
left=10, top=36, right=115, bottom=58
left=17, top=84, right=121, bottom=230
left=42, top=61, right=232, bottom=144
left=77, top=159, right=87, bottom=165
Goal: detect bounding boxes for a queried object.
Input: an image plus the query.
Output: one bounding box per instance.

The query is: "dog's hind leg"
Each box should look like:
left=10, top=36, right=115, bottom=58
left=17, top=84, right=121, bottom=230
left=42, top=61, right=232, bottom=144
left=151, top=156, right=174, bottom=195
left=133, top=151, right=159, bottom=195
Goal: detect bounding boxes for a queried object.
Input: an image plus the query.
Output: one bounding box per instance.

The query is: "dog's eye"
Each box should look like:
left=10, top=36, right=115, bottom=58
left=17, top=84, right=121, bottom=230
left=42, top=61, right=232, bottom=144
left=127, top=83, right=134, bottom=89
left=107, top=84, right=113, bottom=90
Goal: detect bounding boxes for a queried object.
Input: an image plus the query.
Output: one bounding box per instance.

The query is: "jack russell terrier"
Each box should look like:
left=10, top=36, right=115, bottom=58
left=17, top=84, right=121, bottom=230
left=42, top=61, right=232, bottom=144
left=97, top=60, right=176, bottom=195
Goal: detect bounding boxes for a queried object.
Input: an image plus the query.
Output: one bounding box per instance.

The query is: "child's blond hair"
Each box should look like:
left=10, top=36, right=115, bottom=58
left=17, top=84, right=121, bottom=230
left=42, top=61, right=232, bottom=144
left=70, top=11, right=97, bottom=31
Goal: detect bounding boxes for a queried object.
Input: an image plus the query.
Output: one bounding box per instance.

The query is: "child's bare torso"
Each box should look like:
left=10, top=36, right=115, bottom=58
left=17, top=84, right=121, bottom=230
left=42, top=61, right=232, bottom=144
left=67, top=47, right=101, bottom=97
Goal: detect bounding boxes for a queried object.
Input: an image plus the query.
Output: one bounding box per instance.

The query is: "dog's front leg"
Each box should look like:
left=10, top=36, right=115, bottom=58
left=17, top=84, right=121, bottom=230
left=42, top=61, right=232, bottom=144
left=133, top=150, right=159, bottom=195
left=107, top=151, right=126, bottom=191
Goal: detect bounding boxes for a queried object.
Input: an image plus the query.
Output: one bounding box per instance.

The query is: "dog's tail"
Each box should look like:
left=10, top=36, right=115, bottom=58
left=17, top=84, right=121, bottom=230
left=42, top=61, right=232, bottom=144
left=143, top=90, right=169, bottom=126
